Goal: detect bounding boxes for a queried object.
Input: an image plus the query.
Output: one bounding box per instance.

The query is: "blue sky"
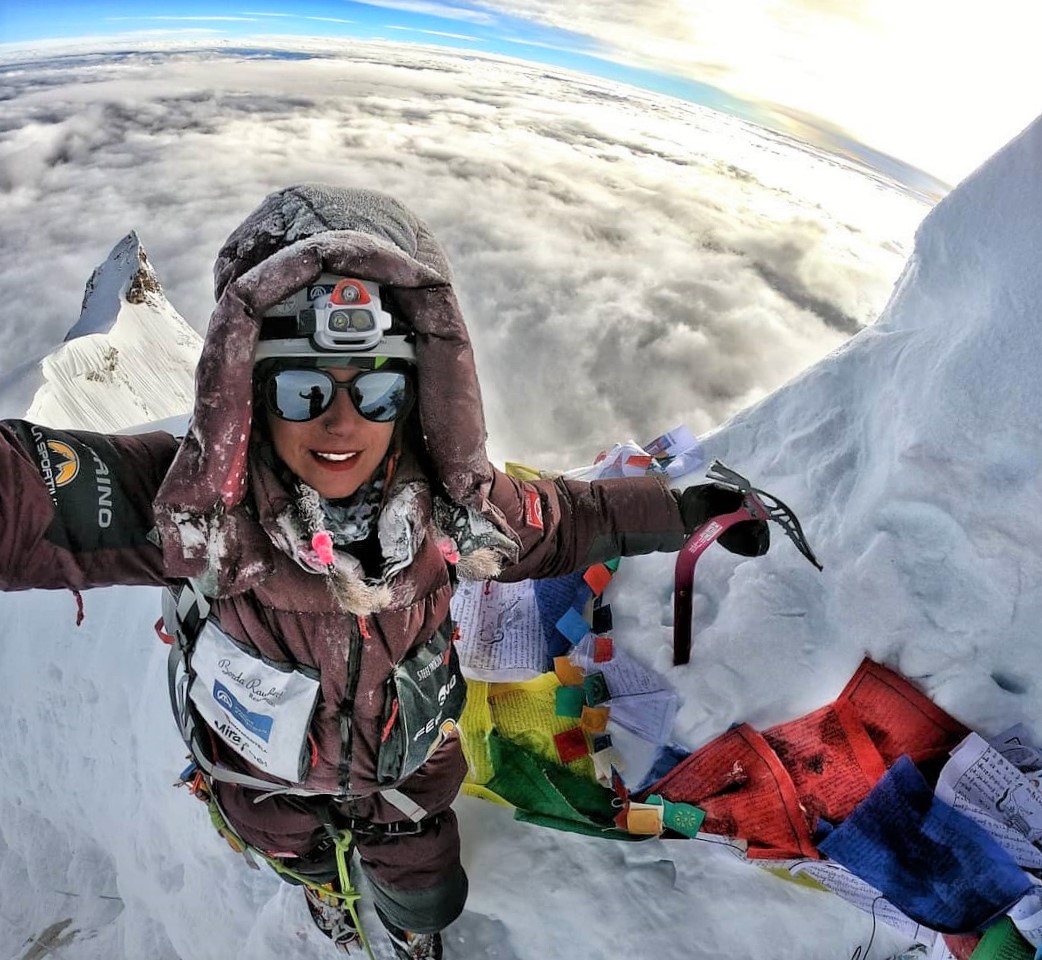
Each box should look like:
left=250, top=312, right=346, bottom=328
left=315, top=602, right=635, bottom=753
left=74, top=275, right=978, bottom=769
left=0, top=1, right=753, bottom=119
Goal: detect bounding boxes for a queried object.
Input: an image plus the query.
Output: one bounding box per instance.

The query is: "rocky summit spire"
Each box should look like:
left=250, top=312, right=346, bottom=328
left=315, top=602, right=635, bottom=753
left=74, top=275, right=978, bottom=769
left=66, top=231, right=165, bottom=342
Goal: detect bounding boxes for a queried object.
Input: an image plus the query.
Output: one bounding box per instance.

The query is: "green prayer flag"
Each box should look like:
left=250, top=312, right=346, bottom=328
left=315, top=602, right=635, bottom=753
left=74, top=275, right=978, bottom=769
left=663, top=801, right=706, bottom=838
left=484, top=732, right=633, bottom=840
left=644, top=793, right=706, bottom=838
left=555, top=685, right=586, bottom=718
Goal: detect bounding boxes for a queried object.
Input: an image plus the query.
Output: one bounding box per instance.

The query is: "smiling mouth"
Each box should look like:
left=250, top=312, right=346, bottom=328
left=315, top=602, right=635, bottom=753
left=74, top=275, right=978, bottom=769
left=313, top=451, right=358, bottom=462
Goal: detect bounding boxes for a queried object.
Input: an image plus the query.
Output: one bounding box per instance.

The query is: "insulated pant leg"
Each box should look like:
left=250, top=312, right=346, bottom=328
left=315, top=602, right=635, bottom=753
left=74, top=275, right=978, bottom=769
left=213, top=782, right=328, bottom=857
left=215, top=781, right=468, bottom=933
left=355, top=811, right=468, bottom=935
left=210, top=738, right=469, bottom=933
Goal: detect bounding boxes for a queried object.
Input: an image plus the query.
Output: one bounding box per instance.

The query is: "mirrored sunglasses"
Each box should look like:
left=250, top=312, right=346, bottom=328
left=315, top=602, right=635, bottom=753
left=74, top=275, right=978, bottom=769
left=262, top=368, right=412, bottom=423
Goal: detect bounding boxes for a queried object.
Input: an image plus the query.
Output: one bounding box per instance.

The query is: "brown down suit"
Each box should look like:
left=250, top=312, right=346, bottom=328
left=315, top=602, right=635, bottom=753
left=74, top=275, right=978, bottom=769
left=0, top=185, right=691, bottom=932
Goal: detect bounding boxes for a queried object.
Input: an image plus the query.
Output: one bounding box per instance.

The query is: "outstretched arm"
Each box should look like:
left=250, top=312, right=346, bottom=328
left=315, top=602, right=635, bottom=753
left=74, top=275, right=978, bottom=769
left=487, top=468, right=768, bottom=583
left=0, top=420, right=179, bottom=591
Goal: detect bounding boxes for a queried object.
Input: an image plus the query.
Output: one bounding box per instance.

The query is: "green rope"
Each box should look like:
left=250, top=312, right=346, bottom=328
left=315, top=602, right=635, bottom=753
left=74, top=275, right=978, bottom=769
left=334, top=830, right=373, bottom=959
left=208, top=799, right=375, bottom=959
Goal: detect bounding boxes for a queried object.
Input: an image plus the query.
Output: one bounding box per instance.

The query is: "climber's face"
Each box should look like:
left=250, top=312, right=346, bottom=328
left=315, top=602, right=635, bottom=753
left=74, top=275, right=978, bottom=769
left=265, top=366, right=396, bottom=500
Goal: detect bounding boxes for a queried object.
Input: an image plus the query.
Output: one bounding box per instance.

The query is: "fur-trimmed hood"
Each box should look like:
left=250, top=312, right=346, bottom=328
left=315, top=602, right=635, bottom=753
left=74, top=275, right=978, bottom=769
left=153, top=185, right=519, bottom=593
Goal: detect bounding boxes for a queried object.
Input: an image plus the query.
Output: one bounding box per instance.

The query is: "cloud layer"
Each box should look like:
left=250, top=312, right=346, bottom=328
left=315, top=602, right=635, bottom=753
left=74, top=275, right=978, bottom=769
left=0, top=42, right=929, bottom=466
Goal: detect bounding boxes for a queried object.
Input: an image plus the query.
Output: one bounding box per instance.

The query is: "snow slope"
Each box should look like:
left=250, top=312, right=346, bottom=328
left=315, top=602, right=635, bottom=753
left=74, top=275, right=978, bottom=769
left=1, top=113, right=1041, bottom=960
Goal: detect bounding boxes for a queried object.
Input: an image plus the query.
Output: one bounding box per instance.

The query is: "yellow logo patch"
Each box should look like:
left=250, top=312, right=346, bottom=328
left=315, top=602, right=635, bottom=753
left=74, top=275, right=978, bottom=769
left=47, top=440, right=80, bottom=487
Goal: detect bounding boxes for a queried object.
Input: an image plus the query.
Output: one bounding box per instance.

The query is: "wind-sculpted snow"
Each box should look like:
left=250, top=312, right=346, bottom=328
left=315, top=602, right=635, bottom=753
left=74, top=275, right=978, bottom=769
left=2, top=103, right=1041, bottom=960
left=673, top=114, right=1042, bottom=737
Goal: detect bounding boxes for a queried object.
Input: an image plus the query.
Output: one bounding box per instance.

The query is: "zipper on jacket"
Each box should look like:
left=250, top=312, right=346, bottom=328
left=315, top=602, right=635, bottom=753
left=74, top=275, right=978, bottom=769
left=337, top=616, right=366, bottom=794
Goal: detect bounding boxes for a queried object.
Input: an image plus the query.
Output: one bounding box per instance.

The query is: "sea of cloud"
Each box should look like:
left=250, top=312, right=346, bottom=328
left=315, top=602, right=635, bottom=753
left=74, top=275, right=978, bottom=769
left=0, top=40, right=929, bottom=465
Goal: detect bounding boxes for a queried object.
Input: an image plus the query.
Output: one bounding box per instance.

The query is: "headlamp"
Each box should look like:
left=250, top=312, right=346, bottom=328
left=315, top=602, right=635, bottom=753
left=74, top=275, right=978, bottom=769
left=260, top=274, right=393, bottom=353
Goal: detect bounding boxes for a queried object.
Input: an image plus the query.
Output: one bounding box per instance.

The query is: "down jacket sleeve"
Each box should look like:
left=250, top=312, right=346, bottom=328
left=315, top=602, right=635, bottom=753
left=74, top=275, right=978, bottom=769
left=487, top=468, right=687, bottom=583
left=0, top=420, right=179, bottom=591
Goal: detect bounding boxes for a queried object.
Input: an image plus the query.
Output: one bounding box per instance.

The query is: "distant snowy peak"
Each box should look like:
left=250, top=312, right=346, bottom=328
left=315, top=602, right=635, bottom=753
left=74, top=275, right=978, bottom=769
left=25, top=234, right=202, bottom=433
left=66, top=231, right=162, bottom=341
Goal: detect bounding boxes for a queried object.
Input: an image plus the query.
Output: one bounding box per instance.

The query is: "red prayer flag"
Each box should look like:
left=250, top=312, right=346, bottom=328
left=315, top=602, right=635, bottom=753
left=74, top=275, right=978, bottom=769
left=583, top=565, right=613, bottom=596
left=639, top=723, right=818, bottom=860
left=762, top=699, right=887, bottom=826
left=554, top=727, right=590, bottom=763
left=837, top=659, right=968, bottom=767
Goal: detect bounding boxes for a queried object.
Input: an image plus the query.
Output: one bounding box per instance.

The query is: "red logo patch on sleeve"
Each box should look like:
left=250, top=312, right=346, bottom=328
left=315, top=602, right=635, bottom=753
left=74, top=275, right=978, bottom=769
left=523, top=485, right=544, bottom=530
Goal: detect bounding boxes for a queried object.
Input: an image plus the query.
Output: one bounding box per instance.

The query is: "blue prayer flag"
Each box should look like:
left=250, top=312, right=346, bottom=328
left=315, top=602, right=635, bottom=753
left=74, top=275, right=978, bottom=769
left=819, top=755, right=1032, bottom=933
left=533, top=571, right=588, bottom=656
left=556, top=608, right=592, bottom=647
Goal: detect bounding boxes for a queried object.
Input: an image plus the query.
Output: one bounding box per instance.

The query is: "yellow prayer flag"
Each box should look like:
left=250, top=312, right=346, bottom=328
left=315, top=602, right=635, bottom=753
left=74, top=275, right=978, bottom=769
left=626, top=803, right=665, bottom=836
left=458, top=679, right=495, bottom=785
left=503, top=461, right=545, bottom=481
left=488, top=673, right=595, bottom=778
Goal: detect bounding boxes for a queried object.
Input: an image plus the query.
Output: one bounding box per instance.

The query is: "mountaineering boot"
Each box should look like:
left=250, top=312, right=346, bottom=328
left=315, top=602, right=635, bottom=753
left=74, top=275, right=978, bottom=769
left=303, top=883, right=361, bottom=953
left=383, top=920, right=444, bottom=960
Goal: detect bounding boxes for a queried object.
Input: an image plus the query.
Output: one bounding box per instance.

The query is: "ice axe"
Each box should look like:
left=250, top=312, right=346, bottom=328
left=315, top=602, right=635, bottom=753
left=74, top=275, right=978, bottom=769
left=673, top=460, right=822, bottom=666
